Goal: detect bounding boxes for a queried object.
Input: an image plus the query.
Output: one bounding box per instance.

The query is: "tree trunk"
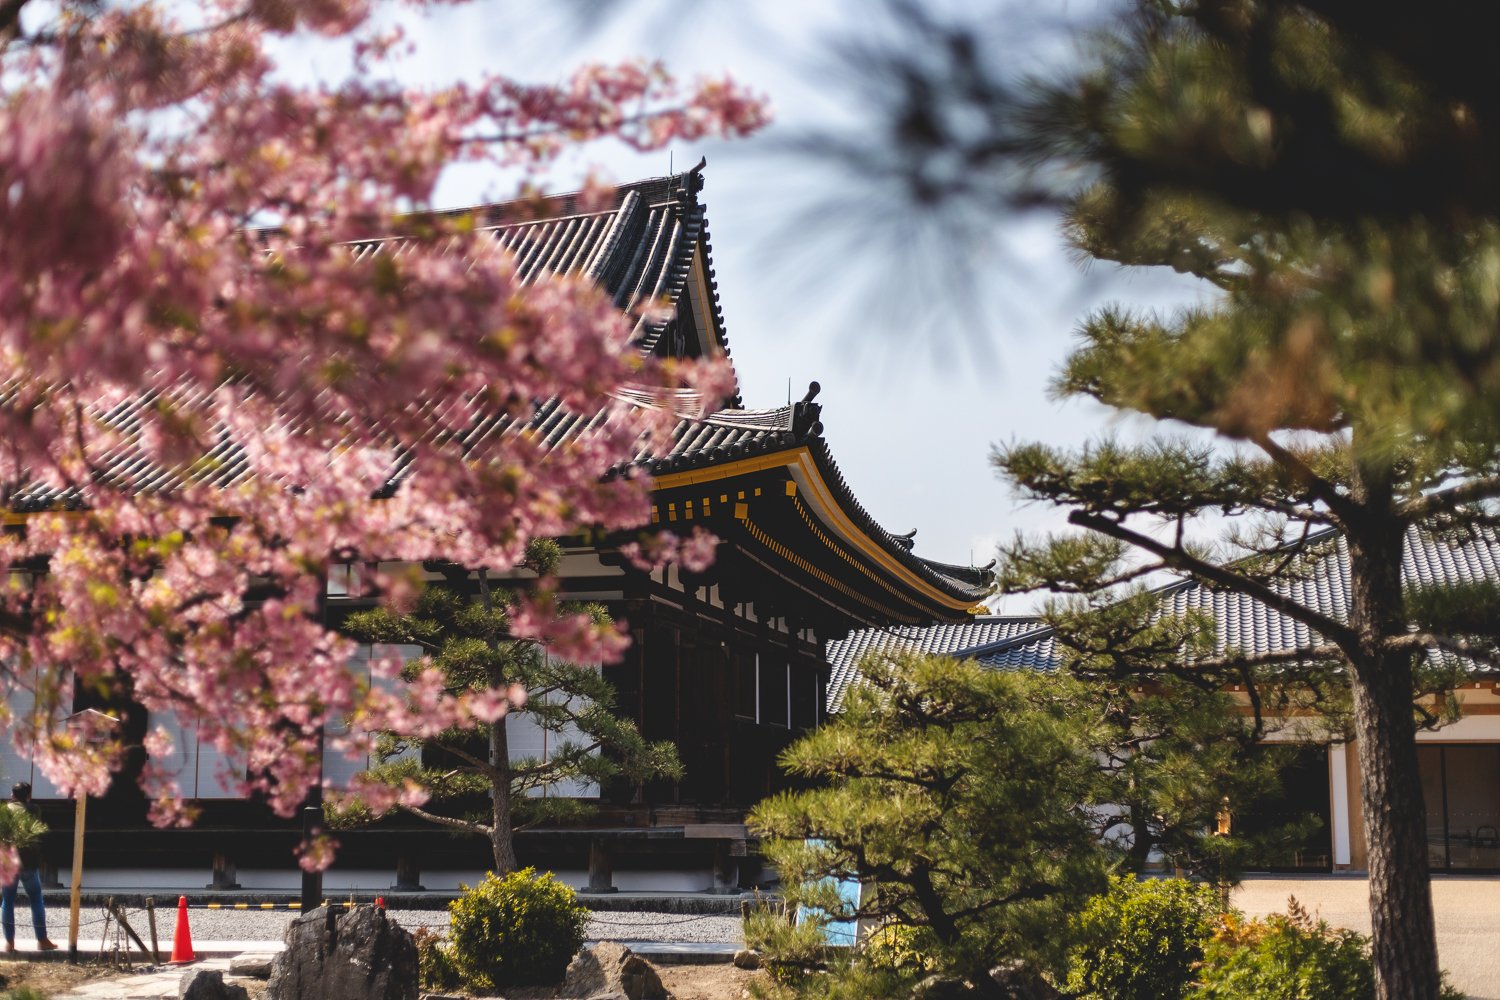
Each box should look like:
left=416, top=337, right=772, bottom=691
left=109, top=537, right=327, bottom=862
left=478, top=569, right=518, bottom=875
left=489, top=713, right=517, bottom=874
left=1126, top=800, right=1154, bottom=873
left=1345, top=476, right=1442, bottom=1000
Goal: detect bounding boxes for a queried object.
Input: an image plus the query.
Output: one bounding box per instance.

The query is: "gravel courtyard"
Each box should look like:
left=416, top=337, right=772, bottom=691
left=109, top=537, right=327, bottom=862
left=68, top=904, right=743, bottom=950
left=1234, top=876, right=1500, bottom=1000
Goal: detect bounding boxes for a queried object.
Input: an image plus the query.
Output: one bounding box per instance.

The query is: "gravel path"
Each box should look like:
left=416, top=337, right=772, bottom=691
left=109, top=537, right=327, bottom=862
left=67, top=905, right=743, bottom=948
left=1234, top=877, right=1500, bottom=1000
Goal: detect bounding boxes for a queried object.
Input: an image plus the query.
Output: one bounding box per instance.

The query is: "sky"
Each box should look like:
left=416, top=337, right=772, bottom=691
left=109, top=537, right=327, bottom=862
left=295, top=1, right=1217, bottom=609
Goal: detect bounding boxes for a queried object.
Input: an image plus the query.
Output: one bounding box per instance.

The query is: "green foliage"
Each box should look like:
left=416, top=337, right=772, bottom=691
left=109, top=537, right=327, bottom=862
left=743, top=902, right=831, bottom=988
left=4, top=989, right=48, bottom=1000
left=1191, top=899, right=1375, bottom=1000
left=1037, top=588, right=1336, bottom=880
left=0, top=804, right=46, bottom=851
left=446, top=868, right=588, bottom=990
left=410, top=927, right=460, bottom=992
left=862, top=922, right=939, bottom=975
left=340, top=554, right=680, bottom=869
left=1065, top=876, right=1218, bottom=1000
left=751, top=653, right=1109, bottom=993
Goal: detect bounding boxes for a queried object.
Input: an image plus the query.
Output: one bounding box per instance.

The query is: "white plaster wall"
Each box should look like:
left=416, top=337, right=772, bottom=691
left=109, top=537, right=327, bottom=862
left=71, top=866, right=718, bottom=893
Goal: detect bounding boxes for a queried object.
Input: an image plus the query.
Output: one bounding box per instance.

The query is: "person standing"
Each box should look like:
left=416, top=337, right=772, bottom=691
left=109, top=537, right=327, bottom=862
left=3, top=782, right=57, bottom=952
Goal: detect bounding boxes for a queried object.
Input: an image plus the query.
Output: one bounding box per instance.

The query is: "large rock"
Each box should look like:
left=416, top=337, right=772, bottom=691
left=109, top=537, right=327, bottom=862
left=179, top=969, right=250, bottom=1000
left=266, top=904, right=418, bottom=1000
left=228, top=953, right=276, bottom=978
left=559, top=942, right=672, bottom=1000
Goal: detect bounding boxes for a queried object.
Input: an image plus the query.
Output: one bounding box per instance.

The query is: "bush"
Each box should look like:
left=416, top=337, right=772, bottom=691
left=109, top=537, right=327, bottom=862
left=1189, top=898, right=1466, bottom=1000
left=447, top=867, right=589, bottom=989
left=410, top=927, right=459, bottom=992
left=862, top=922, right=938, bottom=975
left=1065, top=875, right=1219, bottom=1000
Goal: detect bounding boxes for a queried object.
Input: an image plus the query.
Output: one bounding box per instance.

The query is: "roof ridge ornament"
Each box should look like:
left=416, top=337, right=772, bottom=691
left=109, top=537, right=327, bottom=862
left=792, top=381, right=823, bottom=438
left=676, top=156, right=708, bottom=200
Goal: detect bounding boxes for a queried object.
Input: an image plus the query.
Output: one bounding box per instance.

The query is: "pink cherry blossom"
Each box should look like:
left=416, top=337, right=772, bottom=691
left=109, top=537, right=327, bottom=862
left=0, top=0, right=765, bottom=844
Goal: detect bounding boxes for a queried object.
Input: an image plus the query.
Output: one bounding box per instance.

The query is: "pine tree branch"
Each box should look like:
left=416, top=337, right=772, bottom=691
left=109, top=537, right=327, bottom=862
left=1185, top=642, right=1346, bottom=672
left=1395, top=475, right=1500, bottom=522
left=398, top=803, right=488, bottom=835
left=434, top=741, right=502, bottom=781
left=1395, top=633, right=1500, bottom=670
left=1068, top=510, right=1359, bottom=649
left=1248, top=432, right=1355, bottom=526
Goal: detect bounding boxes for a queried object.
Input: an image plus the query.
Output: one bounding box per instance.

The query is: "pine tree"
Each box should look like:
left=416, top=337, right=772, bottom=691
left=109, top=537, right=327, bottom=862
left=992, top=233, right=1500, bottom=999
left=1040, top=589, right=1338, bottom=880
left=340, top=541, right=681, bottom=872
left=807, top=4, right=1500, bottom=995
left=749, top=653, right=1109, bottom=999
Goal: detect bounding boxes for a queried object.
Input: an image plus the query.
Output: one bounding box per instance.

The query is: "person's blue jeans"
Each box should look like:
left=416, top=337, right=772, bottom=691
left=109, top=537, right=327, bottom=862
left=2, top=866, right=48, bottom=944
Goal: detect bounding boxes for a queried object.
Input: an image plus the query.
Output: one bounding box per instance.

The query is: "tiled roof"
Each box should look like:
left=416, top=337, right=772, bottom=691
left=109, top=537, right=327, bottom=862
left=966, top=527, right=1500, bottom=673
left=823, top=616, right=1044, bottom=712
left=821, top=526, right=1500, bottom=712
left=6, top=171, right=990, bottom=616
left=346, top=170, right=738, bottom=401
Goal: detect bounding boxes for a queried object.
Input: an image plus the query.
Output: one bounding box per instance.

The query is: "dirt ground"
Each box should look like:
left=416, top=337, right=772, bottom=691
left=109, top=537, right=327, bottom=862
left=436, top=966, right=767, bottom=999
left=658, top=964, right=765, bottom=1000
left=0, top=959, right=763, bottom=1000
left=0, top=958, right=117, bottom=996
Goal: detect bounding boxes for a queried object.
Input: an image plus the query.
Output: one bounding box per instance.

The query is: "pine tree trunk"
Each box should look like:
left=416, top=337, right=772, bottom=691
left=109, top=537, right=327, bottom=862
left=1345, top=479, right=1442, bottom=1000
left=489, top=714, right=517, bottom=874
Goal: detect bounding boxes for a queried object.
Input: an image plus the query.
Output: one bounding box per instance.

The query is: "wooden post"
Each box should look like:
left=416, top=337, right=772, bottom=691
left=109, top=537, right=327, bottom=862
left=392, top=854, right=424, bottom=892
left=67, top=791, right=86, bottom=964
left=146, top=896, right=161, bottom=965
left=584, top=838, right=616, bottom=893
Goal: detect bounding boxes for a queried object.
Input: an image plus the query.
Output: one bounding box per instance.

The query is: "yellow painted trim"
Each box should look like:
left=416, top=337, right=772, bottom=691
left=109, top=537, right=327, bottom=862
left=650, top=450, right=800, bottom=490
left=787, top=452, right=980, bottom=612
left=739, top=513, right=914, bottom=621
left=652, top=445, right=979, bottom=612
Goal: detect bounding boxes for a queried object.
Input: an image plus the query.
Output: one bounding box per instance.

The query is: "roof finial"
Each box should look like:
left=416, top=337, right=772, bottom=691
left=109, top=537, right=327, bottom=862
left=801, top=381, right=821, bottom=404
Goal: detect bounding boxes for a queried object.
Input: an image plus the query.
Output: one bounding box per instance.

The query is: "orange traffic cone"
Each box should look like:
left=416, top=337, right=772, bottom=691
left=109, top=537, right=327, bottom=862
left=170, top=895, right=196, bottom=963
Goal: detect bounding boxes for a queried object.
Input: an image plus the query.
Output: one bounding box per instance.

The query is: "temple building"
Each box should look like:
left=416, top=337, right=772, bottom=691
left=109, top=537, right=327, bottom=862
left=1, top=168, right=990, bottom=894
left=828, top=528, right=1500, bottom=875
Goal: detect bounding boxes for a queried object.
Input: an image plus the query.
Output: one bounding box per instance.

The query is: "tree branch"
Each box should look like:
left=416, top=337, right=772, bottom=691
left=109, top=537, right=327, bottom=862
left=1186, top=642, right=1346, bottom=672
left=1396, top=632, right=1500, bottom=670
left=1069, top=510, right=1358, bottom=649
left=1248, top=432, right=1354, bottom=526
left=434, top=741, right=502, bottom=780
left=1396, top=475, right=1500, bottom=522
left=398, top=803, right=488, bottom=835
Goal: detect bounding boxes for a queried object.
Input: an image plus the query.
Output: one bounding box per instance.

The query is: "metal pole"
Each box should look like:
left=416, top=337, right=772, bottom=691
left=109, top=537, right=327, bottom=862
left=298, top=564, right=329, bottom=912
left=299, top=802, right=323, bottom=911
left=68, top=792, right=86, bottom=963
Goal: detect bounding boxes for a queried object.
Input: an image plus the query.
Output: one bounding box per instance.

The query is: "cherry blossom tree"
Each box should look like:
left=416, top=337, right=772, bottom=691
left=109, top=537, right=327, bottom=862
left=0, top=0, right=765, bottom=879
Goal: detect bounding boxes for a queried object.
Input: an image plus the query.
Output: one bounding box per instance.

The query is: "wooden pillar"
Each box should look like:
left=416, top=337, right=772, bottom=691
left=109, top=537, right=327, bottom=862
left=1331, top=743, right=1352, bottom=868
left=392, top=854, right=425, bottom=892
left=710, top=840, right=739, bottom=894
left=1347, top=739, right=1369, bottom=870
left=584, top=838, right=616, bottom=893
left=206, top=852, right=240, bottom=890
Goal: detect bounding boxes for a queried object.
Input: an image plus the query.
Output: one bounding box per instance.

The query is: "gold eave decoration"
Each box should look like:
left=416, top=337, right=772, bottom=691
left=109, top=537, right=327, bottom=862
left=652, top=446, right=977, bottom=613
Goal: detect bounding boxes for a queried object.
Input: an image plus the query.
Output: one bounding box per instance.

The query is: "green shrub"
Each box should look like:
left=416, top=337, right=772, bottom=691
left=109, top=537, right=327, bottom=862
left=862, top=922, right=938, bottom=974
left=1065, top=875, right=1219, bottom=1000
left=447, top=867, right=589, bottom=989
left=1191, top=899, right=1369, bottom=1000
left=1190, top=898, right=1466, bottom=1000
left=410, top=926, right=459, bottom=992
